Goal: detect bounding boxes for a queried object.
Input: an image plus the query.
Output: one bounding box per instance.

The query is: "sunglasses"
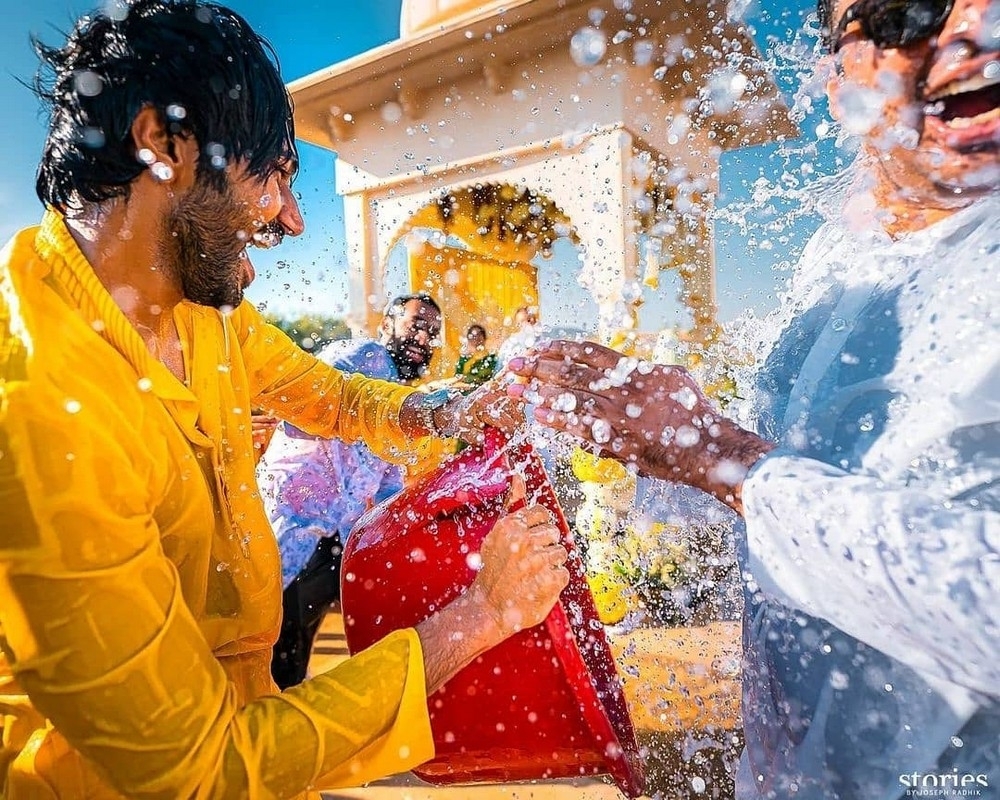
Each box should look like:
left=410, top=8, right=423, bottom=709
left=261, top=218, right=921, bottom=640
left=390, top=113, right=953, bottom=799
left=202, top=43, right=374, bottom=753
left=829, top=0, right=955, bottom=53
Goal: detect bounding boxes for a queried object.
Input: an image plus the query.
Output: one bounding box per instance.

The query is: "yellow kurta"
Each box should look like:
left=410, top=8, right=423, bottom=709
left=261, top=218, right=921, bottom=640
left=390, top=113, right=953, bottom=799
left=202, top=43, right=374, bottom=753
left=0, top=212, right=434, bottom=798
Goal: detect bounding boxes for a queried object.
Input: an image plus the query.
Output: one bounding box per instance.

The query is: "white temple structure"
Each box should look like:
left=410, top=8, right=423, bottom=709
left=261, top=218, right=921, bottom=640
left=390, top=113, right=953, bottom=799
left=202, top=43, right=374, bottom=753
left=289, top=0, right=796, bottom=368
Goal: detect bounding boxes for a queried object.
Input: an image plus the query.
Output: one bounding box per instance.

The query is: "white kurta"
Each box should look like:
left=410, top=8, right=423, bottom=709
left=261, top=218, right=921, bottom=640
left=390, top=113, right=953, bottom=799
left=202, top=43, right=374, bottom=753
left=733, top=195, right=1000, bottom=799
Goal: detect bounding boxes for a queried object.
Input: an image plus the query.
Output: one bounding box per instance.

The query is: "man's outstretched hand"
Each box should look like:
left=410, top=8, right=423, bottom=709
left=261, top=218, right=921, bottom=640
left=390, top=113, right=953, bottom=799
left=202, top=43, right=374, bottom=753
left=505, top=340, right=774, bottom=514
left=438, top=376, right=525, bottom=444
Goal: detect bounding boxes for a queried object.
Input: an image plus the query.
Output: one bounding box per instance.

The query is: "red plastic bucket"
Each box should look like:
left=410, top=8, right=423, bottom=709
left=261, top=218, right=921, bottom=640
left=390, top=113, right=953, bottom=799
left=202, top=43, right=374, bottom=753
left=341, top=430, right=645, bottom=797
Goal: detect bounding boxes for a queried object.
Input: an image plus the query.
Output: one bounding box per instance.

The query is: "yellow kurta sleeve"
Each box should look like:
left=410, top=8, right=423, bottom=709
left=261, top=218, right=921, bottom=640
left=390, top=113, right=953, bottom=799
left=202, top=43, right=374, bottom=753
left=230, top=302, right=437, bottom=468
left=0, top=380, right=432, bottom=798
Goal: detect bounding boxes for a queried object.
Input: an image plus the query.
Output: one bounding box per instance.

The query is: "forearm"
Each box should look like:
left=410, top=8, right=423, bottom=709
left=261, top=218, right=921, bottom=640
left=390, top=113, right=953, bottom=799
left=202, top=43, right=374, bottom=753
left=240, top=307, right=418, bottom=449
left=414, top=584, right=505, bottom=693
left=650, top=417, right=775, bottom=514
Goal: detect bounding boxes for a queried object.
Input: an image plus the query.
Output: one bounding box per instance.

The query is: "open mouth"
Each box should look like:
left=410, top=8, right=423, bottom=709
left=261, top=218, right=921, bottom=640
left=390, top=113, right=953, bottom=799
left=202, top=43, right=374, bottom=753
left=251, top=222, right=286, bottom=249
left=925, top=72, right=1000, bottom=128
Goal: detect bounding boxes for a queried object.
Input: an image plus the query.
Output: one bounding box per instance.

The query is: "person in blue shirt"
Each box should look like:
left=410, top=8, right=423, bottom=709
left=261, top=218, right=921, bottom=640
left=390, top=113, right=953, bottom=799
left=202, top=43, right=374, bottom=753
left=509, top=1, right=999, bottom=797
left=257, top=292, right=443, bottom=688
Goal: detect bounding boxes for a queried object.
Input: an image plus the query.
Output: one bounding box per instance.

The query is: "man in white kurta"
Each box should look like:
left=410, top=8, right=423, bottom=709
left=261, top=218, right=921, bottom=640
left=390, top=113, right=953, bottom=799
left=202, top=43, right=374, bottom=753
left=507, top=0, right=1000, bottom=793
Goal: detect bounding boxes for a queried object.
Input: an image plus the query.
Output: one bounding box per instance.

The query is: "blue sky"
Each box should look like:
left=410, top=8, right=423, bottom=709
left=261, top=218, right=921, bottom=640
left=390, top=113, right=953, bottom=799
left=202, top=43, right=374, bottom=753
left=1, top=0, right=828, bottom=330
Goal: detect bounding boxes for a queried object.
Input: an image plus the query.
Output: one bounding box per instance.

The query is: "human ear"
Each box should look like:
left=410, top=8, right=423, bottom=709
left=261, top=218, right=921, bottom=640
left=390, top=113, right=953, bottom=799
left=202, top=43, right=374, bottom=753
left=130, top=106, right=199, bottom=189
left=823, top=53, right=846, bottom=123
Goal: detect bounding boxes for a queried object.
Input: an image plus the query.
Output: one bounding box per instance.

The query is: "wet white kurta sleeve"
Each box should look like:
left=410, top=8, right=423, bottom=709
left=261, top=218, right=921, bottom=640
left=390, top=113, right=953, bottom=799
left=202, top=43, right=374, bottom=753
left=743, top=448, right=1000, bottom=696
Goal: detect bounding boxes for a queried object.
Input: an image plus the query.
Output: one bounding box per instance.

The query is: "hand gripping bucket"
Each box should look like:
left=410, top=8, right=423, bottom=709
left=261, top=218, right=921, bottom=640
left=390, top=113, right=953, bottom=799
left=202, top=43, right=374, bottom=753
left=341, top=429, right=645, bottom=797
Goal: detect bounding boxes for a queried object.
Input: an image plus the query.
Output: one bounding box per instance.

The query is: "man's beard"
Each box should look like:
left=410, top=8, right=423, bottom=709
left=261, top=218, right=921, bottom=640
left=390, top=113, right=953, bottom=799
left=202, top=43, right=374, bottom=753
left=386, top=338, right=431, bottom=381
left=161, top=175, right=249, bottom=310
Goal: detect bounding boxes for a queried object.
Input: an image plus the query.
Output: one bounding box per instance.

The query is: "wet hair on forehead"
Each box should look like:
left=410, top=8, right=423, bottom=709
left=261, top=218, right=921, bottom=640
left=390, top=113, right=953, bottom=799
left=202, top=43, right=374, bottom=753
left=817, top=0, right=835, bottom=47
left=33, top=0, right=297, bottom=210
left=466, top=324, right=487, bottom=339
left=384, top=292, right=441, bottom=320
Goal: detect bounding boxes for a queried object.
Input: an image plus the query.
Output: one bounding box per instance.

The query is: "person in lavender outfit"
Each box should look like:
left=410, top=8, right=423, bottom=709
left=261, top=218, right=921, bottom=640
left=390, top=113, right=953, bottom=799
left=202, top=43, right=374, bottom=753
left=258, top=293, right=443, bottom=688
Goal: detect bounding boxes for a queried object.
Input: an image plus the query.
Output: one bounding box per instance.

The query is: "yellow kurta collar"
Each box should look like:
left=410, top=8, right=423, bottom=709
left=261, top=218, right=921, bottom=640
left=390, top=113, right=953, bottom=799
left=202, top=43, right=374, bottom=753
left=33, top=209, right=201, bottom=413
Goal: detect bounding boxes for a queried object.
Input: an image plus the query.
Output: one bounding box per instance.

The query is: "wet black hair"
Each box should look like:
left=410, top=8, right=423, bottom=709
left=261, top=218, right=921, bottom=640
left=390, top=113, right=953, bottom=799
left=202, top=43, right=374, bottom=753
left=466, top=324, right=487, bottom=339
left=817, top=0, right=835, bottom=49
left=385, top=292, right=441, bottom=318
left=33, top=0, right=297, bottom=210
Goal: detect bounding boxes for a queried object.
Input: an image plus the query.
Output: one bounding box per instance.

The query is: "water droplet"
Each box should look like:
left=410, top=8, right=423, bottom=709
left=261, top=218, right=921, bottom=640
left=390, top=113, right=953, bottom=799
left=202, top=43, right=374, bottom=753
left=79, top=127, right=105, bottom=148
left=380, top=101, right=403, bottom=123
left=675, top=426, right=700, bottom=447
left=829, top=669, right=850, bottom=690
left=591, top=419, right=612, bottom=444
left=552, top=392, right=578, bottom=412
left=669, top=386, right=699, bottom=411
left=633, top=39, right=655, bottom=66
left=65, top=399, right=82, bottom=414
left=74, top=70, right=103, bottom=97
left=836, top=85, right=887, bottom=135
left=570, top=27, right=607, bottom=67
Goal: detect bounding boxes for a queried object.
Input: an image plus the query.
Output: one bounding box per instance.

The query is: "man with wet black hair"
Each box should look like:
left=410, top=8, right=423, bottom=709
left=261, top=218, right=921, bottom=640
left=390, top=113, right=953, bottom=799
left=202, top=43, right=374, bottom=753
left=0, top=1, right=568, bottom=796
left=512, top=0, right=999, bottom=797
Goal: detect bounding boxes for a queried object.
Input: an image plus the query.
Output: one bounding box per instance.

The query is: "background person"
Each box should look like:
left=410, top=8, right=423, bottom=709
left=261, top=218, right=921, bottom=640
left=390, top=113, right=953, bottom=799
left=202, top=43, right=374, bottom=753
left=0, top=2, right=565, bottom=797
left=259, top=292, right=443, bottom=689
left=454, top=323, right=499, bottom=390
left=509, top=0, right=1000, bottom=796
left=497, top=305, right=541, bottom=365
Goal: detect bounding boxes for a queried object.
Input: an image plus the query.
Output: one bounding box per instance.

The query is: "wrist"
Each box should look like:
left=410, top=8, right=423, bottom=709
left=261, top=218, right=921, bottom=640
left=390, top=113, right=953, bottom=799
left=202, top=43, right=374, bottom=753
left=406, top=388, right=463, bottom=438
left=457, top=581, right=506, bottom=650
left=432, top=394, right=464, bottom=438
left=415, top=581, right=504, bottom=693
left=696, top=418, right=774, bottom=513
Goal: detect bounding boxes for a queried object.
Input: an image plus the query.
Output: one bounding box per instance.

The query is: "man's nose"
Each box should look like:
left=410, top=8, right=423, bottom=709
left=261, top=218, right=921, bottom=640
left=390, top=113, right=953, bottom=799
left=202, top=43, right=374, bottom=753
left=935, top=0, right=992, bottom=50
left=412, top=329, right=430, bottom=345
left=277, top=182, right=305, bottom=237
